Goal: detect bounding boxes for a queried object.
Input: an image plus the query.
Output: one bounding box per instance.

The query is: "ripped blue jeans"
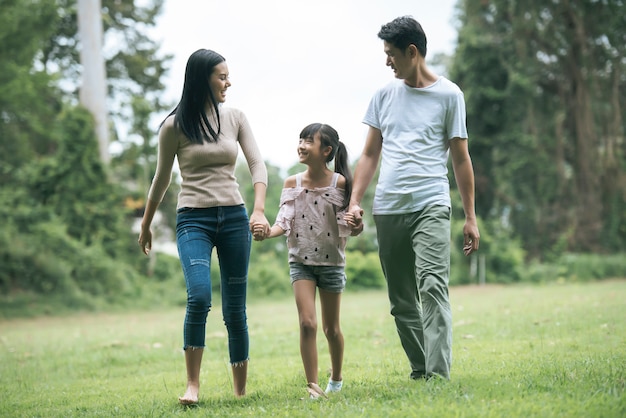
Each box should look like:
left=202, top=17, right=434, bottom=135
left=176, top=205, right=251, bottom=365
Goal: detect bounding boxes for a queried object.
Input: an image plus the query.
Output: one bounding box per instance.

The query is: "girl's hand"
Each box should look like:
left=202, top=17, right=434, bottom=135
left=251, top=222, right=268, bottom=241
left=345, top=212, right=364, bottom=236
left=249, top=211, right=270, bottom=241
left=346, top=204, right=364, bottom=228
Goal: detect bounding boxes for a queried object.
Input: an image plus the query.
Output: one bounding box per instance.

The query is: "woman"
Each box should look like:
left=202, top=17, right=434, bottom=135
left=138, top=48, right=270, bottom=403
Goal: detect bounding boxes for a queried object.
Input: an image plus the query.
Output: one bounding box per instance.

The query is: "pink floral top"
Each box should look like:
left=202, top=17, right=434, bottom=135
left=275, top=173, right=351, bottom=266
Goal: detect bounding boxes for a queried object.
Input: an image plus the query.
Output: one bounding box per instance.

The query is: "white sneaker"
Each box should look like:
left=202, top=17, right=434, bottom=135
left=325, top=379, right=343, bottom=393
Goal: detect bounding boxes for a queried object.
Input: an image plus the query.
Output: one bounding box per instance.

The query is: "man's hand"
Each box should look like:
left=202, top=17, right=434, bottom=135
left=345, top=211, right=364, bottom=236
left=346, top=203, right=364, bottom=228
left=462, top=219, right=480, bottom=256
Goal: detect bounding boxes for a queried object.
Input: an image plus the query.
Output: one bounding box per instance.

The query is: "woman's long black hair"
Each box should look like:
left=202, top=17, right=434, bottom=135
left=161, top=49, right=225, bottom=143
left=300, top=123, right=352, bottom=210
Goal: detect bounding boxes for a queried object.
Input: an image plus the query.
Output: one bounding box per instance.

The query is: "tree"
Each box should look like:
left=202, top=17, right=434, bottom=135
left=451, top=0, right=626, bottom=257
left=0, top=0, right=173, bottom=296
left=40, top=0, right=172, bottom=161
left=0, top=0, right=61, bottom=173
left=77, top=0, right=109, bottom=163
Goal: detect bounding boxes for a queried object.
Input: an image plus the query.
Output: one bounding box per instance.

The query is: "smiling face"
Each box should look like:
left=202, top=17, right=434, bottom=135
left=383, top=41, right=414, bottom=80
left=209, top=62, right=230, bottom=103
left=297, top=131, right=330, bottom=165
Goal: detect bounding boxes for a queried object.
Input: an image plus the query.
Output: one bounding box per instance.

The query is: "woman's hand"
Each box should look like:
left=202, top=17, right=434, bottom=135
left=138, top=228, right=152, bottom=255
left=249, top=210, right=270, bottom=241
left=251, top=222, right=268, bottom=241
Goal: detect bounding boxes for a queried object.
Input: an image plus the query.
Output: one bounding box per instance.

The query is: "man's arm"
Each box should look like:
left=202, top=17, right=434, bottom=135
left=348, top=126, right=383, bottom=225
left=450, top=137, right=480, bottom=255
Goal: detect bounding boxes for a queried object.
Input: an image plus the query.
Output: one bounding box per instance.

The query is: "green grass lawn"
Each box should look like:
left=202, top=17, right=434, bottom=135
left=1, top=280, right=624, bottom=417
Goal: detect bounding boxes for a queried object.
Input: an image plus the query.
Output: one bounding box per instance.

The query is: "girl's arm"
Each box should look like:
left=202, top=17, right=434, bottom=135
left=267, top=224, right=286, bottom=239
left=252, top=223, right=284, bottom=240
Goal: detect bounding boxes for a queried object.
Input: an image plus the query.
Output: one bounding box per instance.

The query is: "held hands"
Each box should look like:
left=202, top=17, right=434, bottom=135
left=346, top=203, right=365, bottom=236
left=344, top=212, right=364, bottom=236
left=251, top=222, right=269, bottom=241
left=249, top=210, right=270, bottom=241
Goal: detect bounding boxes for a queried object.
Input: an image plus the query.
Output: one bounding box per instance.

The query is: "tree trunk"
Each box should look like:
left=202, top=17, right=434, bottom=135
left=77, top=0, right=109, bottom=164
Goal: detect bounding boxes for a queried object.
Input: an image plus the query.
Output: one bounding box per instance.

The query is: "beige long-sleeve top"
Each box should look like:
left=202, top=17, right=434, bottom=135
left=147, top=106, right=267, bottom=209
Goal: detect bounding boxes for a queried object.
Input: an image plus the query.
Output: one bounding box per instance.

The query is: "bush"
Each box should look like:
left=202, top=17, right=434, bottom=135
left=345, top=251, right=386, bottom=289
left=523, top=253, right=626, bottom=283
left=247, top=252, right=292, bottom=297
left=450, top=216, right=526, bottom=285
left=0, top=221, right=75, bottom=294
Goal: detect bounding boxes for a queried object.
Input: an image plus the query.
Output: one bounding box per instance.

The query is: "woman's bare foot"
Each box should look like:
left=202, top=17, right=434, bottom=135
left=178, top=385, right=199, bottom=405
left=232, top=360, right=248, bottom=398
left=180, top=347, right=203, bottom=405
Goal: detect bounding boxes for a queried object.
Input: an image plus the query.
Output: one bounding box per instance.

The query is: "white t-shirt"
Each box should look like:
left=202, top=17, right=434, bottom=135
left=363, top=77, right=468, bottom=215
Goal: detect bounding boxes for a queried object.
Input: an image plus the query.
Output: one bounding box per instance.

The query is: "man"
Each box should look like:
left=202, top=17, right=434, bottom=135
left=347, top=16, right=480, bottom=380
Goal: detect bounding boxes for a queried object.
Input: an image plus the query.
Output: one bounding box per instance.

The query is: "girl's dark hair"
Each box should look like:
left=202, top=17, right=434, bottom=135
left=161, top=49, right=225, bottom=143
left=378, top=15, right=427, bottom=58
left=300, top=123, right=352, bottom=210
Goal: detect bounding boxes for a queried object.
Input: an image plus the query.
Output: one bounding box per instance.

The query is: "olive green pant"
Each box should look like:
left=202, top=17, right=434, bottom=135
left=374, top=205, right=452, bottom=379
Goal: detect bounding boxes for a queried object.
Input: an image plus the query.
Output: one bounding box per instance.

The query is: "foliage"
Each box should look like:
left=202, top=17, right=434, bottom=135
left=345, top=251, right=386, bottom=289
left=0, top=0, right=175, bottom=304
left=524, top=252, right=626, bottom=284
left=0, top=0, right=62, bottom=172
left=2, top=0, right=625, bottom=315
left=1, top=281, right=624, bottom=417
left=0, top=106, right=146, bottom=307
left=248, top=252, right=292, bottom=297
left=42, top=0, right=170, bottom=107
left=451, top=0, right=626, bottom=257
left=450, top=214, right=526, bottom=286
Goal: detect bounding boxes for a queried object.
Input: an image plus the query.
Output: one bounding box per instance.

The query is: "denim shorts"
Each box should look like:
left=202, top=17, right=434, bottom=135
left=289, top=262, right=346, bottom=293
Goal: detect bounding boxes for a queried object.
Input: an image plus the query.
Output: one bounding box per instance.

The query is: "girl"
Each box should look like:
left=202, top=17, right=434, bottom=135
left=254, top=123, right=362, bottom=399
left=138, top=49, right=270, bottom=404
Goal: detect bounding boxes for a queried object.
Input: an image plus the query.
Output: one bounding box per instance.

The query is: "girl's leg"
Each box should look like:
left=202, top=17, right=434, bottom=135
left=179, top=347, right=204, bottom=404
left=293, top=279, right=319, bottom=384
left=319, top=289, right=343, bottom=383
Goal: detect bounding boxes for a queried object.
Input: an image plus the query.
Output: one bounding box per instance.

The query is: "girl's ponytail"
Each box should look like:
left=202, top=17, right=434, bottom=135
left=334, top=141, right=352, bottom=210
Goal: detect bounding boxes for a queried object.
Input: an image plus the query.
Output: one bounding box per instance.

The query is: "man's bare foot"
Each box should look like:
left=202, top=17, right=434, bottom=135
left=178, top=386, right=199, bottom=405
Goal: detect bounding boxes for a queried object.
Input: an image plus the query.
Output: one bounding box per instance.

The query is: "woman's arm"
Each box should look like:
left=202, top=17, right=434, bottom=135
left=138, top=117, right=178, bottom=255
left=249, top=182, right=270, bottom=240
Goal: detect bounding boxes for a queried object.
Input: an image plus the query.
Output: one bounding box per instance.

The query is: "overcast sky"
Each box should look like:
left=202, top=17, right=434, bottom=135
left=152, top=0, right=460, bottom=171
